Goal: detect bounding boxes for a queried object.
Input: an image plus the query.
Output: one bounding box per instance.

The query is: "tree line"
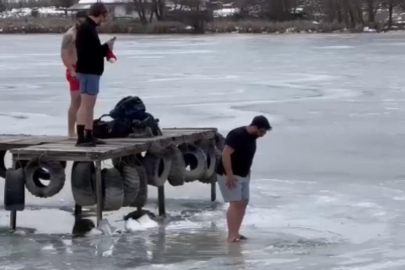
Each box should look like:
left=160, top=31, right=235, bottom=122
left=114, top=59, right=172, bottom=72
left=235, top=0, right=405, bottom=27
left=133, top=0, right=405, bottom=28
left=0, top=0, right=403, bottom=29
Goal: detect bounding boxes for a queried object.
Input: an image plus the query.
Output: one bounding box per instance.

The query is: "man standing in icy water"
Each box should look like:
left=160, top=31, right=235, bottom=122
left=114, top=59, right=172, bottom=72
left=217, top=116, right=271, bottom=243
left=60, top=11, right=87, bottom=138
left=75, top=2, right=115, bottom=146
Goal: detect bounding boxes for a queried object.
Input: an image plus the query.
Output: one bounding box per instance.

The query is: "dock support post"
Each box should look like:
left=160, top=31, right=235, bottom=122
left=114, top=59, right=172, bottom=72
left=95, top=160, right=103, bottom=226
left=9, top=155, right=17, bottom=231
left=10, top=211, right=17, bottom=231
left=158, top=185, right=166, bottom=217
left=74, top=204, right=82, bottom=216
left=211, top=181, right=216, bottom=202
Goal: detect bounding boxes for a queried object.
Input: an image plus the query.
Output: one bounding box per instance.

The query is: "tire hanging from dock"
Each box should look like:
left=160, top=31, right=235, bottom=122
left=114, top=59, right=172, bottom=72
left=112, top=154, right=143, bottom=168
left=119, top=165, right=140, bottom=207
left=0, top=150, right=7, bottom=178
left=4, top=168, right=25, bottom=211
left=0, top=150, right=54, bottom=180
left=198, top=140, right=219, bottom=184
left=179, top=143, right=207, bottom=182
left=71, top=162, right=96, bottom=206
left=24, top=156, right=66, bottom=198
left=131, top=165, right=148, bottom=208
left=142, top=151, right=172, bottom=187
left=215, top=132, right=225, bottom=151
left=167, top=146, right=185, bottom=186
left=101, top=167, right=124, bottom=211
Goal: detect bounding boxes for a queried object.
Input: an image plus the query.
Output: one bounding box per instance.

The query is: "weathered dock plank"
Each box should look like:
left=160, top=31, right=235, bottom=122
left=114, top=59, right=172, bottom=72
left=4, top=128, right=218, bottom=230
left=10, top=128, right=217, bottom=162
left=0, top=135, right=66, bottom=150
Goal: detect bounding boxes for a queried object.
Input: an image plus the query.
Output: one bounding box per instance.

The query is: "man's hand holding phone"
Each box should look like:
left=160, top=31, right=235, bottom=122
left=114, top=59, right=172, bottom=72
left=107, top=36, right=116, bottom=50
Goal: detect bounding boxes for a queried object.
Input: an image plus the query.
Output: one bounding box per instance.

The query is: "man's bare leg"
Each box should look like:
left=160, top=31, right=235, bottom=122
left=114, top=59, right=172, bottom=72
left=227, top=201, right=244, bottom=242
left=68, top=91, right=81, bottom=137
left=237, top=200, right=248, bottom=240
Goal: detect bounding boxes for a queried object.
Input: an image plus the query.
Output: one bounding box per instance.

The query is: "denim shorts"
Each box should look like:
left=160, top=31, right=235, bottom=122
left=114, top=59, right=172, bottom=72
left=217, top=174, right=250, bottom=204
left=77, top=73, right=100, bottom=95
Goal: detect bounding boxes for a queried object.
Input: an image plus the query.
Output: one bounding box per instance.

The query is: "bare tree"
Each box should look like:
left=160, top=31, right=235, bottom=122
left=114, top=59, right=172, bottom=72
left=149, top=0, right=165, bottom=22
left=133, top=0, right=148, bottom=24
left=383, top=0, right=405, bottom=27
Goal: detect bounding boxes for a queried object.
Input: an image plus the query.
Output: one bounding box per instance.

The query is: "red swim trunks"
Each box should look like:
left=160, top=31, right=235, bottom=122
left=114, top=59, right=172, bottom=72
left=66, top=65, right=79, bottom=92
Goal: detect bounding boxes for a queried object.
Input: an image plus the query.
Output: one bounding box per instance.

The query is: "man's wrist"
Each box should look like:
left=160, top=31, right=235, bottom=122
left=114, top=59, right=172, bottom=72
left=225, top=171, right=234, bottom=177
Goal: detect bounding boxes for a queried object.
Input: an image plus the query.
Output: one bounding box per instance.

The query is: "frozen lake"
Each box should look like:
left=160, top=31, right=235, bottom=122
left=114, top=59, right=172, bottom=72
left=1, top=32, right=405, bottom=269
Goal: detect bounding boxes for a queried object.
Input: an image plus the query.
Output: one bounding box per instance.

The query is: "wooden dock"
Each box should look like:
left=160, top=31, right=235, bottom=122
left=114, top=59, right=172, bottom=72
left=2, top=128, right=218, bottom=230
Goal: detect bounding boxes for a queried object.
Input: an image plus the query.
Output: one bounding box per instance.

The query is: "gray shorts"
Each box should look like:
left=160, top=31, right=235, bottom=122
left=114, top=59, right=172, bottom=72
left=77, top=73, right=100, bottom=96
left=217, top=174, right=250, bottom=203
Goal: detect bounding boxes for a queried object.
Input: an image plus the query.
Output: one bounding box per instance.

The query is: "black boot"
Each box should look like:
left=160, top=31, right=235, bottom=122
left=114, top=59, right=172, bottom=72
left=76, top=125, right=96, bottom=147
left=85, top=129, right=105, bottom=145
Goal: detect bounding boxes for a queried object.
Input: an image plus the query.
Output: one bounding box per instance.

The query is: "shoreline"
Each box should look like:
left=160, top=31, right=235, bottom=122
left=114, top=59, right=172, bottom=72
left=0, top=17, right=400, bottom=35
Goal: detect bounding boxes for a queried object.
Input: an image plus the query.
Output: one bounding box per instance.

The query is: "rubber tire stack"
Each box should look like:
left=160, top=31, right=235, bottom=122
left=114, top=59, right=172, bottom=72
left=24, top=156, right=66, bottom=198
left=198, top=139, right=219, bottom=184
left=167, top=146, right=185, bottom=186
left=118, top=165, right=140, bottom=207
left=131, top=165, right=148, bottom=208
left=142, top=151, right=172, bottom=187
left=178, top=143, right=207, bottom=183
left=4, top=168, right=25, bottom=211
left=215, top=132, right=225, bottom=151
left=71, top=162, right=96, bottom=206
left=0, top=151, right=64, bottom=180
left=101, top=167, right=124, bottom=211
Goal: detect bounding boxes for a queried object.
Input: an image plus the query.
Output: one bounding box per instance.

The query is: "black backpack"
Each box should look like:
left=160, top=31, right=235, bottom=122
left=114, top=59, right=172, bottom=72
left=109, top=96, right=146, bottom=121
left=93, top=96, right=162, bottom=139
left=93, top=115, right=133, bottom=139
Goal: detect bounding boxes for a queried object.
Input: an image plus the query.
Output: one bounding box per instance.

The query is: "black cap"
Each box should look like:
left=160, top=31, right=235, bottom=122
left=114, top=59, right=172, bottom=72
left=251, top=115, right=272, bottom=130
left=76, top=11, right=87, bottom=19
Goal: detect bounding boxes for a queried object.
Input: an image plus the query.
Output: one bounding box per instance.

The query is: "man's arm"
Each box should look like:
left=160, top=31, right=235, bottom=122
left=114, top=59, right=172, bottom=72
left=222, top=130, right=239, bottom=177
left=222, top=145, right=235, bottom=177
left=61, top=34, right=75, bottom=71
left=101, top=43, right=109, bottom=58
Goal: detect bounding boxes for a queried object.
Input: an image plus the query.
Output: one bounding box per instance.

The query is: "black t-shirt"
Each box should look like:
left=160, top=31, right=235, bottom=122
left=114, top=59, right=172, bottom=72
left=76, top=17, right=109, bottom=76
left=216, top=126, right=257, bottom=177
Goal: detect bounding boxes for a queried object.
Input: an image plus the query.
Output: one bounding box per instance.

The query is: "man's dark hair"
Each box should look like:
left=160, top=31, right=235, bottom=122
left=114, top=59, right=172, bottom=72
left=251, top=115, right=272, bottom=130
left=76, top=11, right=87, bottom=19
left=89, top=2, right=107, bottom=17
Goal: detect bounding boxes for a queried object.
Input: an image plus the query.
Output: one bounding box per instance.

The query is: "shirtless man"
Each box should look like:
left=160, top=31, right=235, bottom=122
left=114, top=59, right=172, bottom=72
left=61, top=11, right=87, bottom=138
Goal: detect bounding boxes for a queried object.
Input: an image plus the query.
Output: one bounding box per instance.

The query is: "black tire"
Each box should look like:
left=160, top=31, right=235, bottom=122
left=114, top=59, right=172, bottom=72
left=71, top=162, right=96, bottom=206
left=179, top=144, right=207, bottom=183
left=120, top=165, right=140, bottom=207
left=199, top=145, right=218, bottom=184
left=4, top=168, right=25, bottom=211
left=131, top=165, right=148, bottom=208
left=215, top=132, right=225, bottom=151
left=0, top=150, right=7, bottom=179
left=142, top=152, right=172, bottom=187
left=24, top=157, right=66, bottom=198
left=167, top=146, right=185, bottom=186
left=0, top=151, right=63, bottom=180
left=102, top=167, right=124, bottom=211
left=112, top=154, right=143, bottom=169
left=15, top=160, right=67, bottom=181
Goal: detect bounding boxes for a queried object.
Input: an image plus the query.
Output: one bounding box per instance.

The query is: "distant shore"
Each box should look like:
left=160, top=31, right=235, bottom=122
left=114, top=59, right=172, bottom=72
left=0, top=17, right=399, bottom=35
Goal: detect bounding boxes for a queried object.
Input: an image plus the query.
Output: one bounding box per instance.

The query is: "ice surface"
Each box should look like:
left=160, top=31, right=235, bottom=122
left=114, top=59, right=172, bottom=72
left=0, top=33, right=404, bottom=269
